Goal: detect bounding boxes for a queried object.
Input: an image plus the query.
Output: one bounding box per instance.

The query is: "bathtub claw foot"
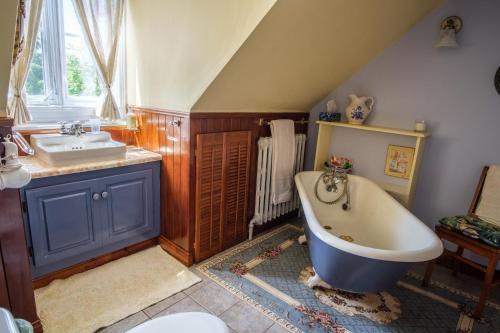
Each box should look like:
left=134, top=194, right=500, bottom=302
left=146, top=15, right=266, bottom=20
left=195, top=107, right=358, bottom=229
left=298, top=234, right=307, bottom=245
left=306, top=269, right=332, bottom=289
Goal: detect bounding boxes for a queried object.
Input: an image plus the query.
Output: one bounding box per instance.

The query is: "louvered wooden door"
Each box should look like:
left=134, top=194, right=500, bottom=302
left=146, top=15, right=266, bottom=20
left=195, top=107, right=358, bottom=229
left=195, top=131, right=251, bottom=261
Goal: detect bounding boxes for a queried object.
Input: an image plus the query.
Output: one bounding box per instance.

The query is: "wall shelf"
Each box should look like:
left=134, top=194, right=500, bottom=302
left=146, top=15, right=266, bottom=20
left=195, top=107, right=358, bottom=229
left=316, top=121, right=430, bottom=138
left=313, top=121, right=430, bottom=208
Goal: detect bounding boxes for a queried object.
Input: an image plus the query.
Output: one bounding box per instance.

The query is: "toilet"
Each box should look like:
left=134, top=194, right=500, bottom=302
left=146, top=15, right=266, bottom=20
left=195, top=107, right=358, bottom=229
left=126, top=312, right=230, bottom=333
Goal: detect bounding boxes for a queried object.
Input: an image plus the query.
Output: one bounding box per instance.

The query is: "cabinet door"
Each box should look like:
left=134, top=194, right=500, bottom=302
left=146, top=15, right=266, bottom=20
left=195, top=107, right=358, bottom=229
left=25, top=179, right=101, bottom=268
left=100, top=169, right=157, bottom=245
left=195, top=131, right=251, bottom=261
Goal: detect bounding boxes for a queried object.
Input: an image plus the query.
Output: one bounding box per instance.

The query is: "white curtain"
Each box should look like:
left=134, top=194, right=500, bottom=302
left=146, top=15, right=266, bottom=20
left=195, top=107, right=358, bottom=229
left=72, top=0, right=124, bottom=121
left=7, top=0, right=44, bottom=125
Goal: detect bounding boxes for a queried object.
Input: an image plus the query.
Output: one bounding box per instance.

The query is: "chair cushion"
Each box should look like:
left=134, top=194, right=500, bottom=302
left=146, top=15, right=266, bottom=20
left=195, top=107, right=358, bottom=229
left=439, top=215, right=500, bottom=248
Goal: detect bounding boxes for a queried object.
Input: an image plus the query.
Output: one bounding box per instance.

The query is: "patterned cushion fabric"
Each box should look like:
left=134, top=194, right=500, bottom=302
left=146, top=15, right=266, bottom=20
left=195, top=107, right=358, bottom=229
left=439, top=215, right=500, bottom=248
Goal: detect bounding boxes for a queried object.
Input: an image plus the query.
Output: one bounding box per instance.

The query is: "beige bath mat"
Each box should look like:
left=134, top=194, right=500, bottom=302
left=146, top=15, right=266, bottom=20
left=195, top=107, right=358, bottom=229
left=35, top=246, right=201, bottom=333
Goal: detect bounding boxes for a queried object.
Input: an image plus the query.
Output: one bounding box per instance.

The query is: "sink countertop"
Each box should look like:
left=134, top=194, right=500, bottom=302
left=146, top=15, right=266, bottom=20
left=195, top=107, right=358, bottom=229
left=20, top=146, right=162, bottom=179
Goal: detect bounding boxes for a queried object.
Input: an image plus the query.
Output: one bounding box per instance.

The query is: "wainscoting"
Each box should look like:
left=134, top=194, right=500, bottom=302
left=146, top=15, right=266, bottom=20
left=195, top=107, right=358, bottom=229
left=130, top=108, right=192, bottom=264
left=130, top=107, right=309, bottom=264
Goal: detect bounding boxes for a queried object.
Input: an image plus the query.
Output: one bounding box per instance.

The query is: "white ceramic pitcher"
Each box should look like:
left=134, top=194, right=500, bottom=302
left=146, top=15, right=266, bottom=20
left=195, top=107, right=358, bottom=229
left=344, top=94, right=375, bottom=125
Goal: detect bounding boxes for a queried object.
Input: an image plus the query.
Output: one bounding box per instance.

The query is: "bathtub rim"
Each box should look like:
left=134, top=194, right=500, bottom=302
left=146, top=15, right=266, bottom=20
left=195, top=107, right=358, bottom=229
left=295, top=171, right=443, bottom=262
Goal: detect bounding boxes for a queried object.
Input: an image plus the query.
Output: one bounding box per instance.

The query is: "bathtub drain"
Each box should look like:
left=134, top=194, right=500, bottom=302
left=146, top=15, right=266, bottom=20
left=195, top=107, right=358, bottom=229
left=323, top=226, right=332, bottom=230
left=339, top=235, right=354, bottom=242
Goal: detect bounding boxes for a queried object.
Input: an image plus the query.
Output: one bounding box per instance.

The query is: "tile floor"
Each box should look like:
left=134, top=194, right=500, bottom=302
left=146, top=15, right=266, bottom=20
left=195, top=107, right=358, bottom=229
left=98, top=236, right=500, bottom=333
left=97, top=267, right=285, bottom=333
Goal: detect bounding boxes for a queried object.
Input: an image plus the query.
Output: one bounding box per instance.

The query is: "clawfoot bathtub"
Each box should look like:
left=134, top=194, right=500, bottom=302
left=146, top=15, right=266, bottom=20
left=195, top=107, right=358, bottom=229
left=295, top=171, right=443, bottom=293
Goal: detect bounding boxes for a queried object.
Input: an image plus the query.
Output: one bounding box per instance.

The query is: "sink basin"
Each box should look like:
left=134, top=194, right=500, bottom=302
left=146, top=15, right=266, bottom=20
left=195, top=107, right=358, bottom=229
left=31, top=132, right=127, bottom=166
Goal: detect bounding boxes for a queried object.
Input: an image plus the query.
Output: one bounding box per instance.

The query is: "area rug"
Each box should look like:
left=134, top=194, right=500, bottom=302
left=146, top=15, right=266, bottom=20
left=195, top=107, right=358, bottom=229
left=35, top=246, right=201, bottom=333
left=196, top=224, right=500, bottom=333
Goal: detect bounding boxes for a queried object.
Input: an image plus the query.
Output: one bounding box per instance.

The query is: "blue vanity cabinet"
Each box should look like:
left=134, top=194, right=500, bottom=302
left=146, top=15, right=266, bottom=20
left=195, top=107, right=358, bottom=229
left=21, top=162, right=160, bottom=278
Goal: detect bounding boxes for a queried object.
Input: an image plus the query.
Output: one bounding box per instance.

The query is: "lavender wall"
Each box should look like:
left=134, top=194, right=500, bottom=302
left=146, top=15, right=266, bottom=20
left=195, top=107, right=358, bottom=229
left=306, top=0, right=500, bottom=231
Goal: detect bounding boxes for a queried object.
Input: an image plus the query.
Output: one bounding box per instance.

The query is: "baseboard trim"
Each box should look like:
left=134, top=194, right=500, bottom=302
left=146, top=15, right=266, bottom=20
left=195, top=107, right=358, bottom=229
left=158, top=236, right=193, bottom=266
left=33, top=238, right=159, bottom=289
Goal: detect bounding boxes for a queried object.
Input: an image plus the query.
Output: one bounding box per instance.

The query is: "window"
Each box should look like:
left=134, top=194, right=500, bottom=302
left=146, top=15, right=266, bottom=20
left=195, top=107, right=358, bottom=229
left=25, top=0, right=125, bottom=123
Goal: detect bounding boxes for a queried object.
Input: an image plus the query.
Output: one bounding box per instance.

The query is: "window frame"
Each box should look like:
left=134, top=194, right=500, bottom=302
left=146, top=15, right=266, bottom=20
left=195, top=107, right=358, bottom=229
left=25, top=0, right=126, bottom=124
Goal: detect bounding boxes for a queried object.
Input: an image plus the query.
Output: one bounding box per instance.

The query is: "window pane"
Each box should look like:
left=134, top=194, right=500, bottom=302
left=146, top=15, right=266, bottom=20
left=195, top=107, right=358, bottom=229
left=63, top=0, right=101, bottom=98
left=26, top=32, right=45, bottom=98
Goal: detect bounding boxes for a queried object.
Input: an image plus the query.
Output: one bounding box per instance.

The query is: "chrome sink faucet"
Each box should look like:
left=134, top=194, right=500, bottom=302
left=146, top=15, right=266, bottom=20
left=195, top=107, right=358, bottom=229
left=59, top=121, right=86, bottom=137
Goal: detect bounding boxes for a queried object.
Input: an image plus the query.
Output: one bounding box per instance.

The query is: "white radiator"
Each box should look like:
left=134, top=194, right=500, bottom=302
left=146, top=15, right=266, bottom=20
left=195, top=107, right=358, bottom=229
left=248, top=134, right=306, bottom=240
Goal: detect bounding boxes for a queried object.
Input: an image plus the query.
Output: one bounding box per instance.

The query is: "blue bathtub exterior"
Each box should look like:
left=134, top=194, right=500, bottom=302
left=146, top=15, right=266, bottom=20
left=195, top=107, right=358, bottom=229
left=304, top=223, right=412, bottom=293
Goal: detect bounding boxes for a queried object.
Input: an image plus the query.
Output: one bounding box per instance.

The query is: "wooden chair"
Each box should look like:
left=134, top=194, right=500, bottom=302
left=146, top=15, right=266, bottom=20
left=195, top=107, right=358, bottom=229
left=422, top=166, right=500, bottom=319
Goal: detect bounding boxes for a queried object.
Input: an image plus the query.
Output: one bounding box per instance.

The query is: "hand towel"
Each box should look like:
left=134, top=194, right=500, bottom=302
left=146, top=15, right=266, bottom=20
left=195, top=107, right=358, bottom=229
left=270, top=119, right=296, bottom=204
left=476, top=165, right=500, bottom=227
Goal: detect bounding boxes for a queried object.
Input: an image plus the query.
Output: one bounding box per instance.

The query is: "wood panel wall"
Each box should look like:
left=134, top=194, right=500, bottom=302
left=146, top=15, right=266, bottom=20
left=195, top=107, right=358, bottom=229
left=0, top=117, right=42, bottom=332
left=129, top=107, right=193, bottom=264
left=130, top=107, right=309, bottom=264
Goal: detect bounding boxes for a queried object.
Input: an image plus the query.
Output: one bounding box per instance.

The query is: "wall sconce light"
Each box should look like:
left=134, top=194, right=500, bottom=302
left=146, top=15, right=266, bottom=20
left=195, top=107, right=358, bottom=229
left=434, top=16, right=463, bottom=48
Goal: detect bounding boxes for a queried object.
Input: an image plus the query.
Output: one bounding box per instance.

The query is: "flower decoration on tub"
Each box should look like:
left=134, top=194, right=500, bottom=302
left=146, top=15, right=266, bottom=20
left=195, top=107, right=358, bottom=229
left=330, top=156, right=353, bottom=173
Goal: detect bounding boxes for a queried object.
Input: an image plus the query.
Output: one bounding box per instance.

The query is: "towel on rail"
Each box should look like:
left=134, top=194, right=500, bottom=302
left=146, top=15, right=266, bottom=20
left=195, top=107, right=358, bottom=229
left=270, top=119, right=296, bottom=204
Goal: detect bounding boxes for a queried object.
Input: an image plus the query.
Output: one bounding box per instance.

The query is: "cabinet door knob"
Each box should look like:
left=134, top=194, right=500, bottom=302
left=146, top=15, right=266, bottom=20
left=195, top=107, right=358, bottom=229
left=92, top=193, right=101, bottom=201
left=101, top=191, right=109, bottom=199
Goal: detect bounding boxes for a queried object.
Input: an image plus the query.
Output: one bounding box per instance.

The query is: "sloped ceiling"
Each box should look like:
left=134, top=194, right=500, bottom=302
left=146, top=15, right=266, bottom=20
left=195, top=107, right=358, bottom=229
left=0, top=0, right=18, bottom=116
left=126, top=0, right=277, bottom=112
left=193, top=0, right=443, bottom=112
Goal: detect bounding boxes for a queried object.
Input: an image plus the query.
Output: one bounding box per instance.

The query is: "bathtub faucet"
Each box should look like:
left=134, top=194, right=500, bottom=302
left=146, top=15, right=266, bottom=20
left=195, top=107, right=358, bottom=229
left=322, top=166, right=347, bottom=193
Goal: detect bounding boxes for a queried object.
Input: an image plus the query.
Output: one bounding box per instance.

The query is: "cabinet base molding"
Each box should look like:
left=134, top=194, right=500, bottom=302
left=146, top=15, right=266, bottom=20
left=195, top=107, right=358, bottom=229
left=32, top=319, right=43, bottom=333
left=159, top=236, right=193, bottom=266
left=33, top=238, right=158, bottom=289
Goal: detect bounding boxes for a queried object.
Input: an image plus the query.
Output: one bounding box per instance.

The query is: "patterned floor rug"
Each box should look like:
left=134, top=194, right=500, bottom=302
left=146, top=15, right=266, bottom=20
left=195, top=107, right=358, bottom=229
left=196, top=224, right=500, bottom=333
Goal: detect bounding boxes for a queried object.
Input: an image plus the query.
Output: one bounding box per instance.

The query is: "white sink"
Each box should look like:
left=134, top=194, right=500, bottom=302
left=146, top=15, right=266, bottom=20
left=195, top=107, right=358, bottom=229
left=31, top=132, right=127, bottom=166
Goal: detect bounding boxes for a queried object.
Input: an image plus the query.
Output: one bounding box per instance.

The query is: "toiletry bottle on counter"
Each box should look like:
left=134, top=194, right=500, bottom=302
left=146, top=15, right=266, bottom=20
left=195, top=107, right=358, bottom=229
left=89, top=118, right=101, bottom=133
left=126, top=113, right=138, bottom=129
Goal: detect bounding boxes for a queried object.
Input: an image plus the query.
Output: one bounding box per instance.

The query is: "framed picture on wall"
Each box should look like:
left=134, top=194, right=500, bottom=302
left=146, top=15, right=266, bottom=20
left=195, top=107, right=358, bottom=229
left=384, top=145, right=415, bottom=179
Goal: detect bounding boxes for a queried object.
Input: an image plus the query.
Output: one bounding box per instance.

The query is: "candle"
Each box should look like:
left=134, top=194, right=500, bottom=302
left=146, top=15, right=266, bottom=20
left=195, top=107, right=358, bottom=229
left=415, top=120, right=427, bottom=132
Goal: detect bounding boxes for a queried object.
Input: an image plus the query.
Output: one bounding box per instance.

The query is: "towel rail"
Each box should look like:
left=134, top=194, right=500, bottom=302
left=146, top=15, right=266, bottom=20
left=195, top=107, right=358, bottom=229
left=258, top=118, right=309, bottom=126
